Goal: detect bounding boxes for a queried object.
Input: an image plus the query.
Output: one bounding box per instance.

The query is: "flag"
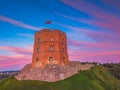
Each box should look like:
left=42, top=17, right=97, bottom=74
left=45, top=20, right=52, bottom=24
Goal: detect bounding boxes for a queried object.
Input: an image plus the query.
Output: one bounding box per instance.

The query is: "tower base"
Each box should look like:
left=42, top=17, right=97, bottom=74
left=15, top=62, right=94, bottom=82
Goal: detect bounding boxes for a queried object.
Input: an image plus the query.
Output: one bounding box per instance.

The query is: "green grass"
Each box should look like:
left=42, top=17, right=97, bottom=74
left=0, top=66, right=120, bottom=90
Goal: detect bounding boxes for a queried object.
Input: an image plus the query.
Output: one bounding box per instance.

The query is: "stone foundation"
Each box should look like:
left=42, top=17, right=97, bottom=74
left=15, top=61, right=94, bottom=82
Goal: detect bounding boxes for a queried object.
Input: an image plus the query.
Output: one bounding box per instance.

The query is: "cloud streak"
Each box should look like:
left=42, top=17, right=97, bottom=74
left=0, top=55, right=31, bottom=71
left=0, top=15, right=41, bottom=31
left=61, top=0, right=120, bottom=33
left=0, top=46, right=32, bottom=71
left=17, top=33, right=34, bottom=38
left=68, top=25, right=120, bottom=42
left=68, top=48, right=120, bottom=63
left=102, top=0, right=120, bottom=10
left=0, top=46, right=33, bottom=55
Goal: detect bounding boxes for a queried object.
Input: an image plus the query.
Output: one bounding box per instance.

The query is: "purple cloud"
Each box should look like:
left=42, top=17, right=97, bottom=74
left=102, top=0, right=120, bottom=10
left=61, top=0, right=120, bottom=33
left=0, top=46, right=32, bottom=71
left=68, top=47, right=120, bottom=63
left=0, top=46, right=33, bottom=55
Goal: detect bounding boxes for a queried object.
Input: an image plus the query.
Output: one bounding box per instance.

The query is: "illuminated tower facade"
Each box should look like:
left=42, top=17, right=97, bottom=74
left=32, top=29, right=69, bottom=68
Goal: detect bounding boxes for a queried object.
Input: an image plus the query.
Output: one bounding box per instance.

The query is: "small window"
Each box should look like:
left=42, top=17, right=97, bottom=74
left=36, top=58, right=39, bottom=62
left=49, top=57, right=53, bottom=61
left=50, top=46, right=53, bottom=51
left=50, top=37, right=53, bottom=41
left=37, top=48, right=40, bottom=53
left=38, top=38, right=40, bottom=43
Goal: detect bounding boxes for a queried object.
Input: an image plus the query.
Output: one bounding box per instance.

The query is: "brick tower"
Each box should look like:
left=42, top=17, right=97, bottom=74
left=32, top=29, right=69, bottom=68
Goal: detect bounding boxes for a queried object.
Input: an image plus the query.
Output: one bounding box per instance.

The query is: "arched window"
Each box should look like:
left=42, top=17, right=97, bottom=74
left=50, top=46, right=53, bottom=51
left=38, top=38, right=40, bottom=43
left=49, top=57, right=53, bottom=61
left=37, top=48, right=40, bottom=53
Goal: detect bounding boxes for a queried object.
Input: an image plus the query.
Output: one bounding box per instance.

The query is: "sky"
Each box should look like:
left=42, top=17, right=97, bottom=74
left=0, top=0, right=120, bottom=71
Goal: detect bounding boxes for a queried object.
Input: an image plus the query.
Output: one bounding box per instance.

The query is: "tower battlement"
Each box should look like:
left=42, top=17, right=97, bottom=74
left=32, top=29, right=69, bottom=68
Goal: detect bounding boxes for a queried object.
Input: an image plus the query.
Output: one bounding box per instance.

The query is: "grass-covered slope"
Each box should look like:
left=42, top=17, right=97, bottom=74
left=0, top=66, right=120, bottom=90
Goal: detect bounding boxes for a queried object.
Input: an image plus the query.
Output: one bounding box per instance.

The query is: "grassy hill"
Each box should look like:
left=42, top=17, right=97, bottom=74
left=0, top=66, right=120, bottom=90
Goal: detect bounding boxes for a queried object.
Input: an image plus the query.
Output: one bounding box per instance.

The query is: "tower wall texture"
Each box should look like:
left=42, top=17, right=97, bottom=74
left=32, top=29, right=69, bottom=68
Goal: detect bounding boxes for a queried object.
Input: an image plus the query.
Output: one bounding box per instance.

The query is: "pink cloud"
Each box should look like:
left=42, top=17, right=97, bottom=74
left=0, top=15, right=42, bottom=31
left=61, top=0, right=105, bottom=19
left=68, top=38, right=109, bottom=48
left=58, top=23, right=120, bottom=43
left=0, top=45, right=34, bottom=71
left=68, top=37, right=120, bottom=51
left=102, top=0, right=120, bottom=10
left=58, top=14, right=120, bottom=33
left=61, top=0, right=119, bottom=20
left=69, top=49, right=120, bottom=57
left=0, top=55, right=31, bottom=71
left=77, top=28, right=120, bottom=43
left=0, top=54, right=31, bottom=60
left=0, top=46, right=33, bottom=55
left=79, top=55, right=120, bottom=64
left=67, top=35, right=120, bottom=64
left=0, top=46, right=32, bottom=71
left=68, top=48, right=120, bottom=63
left=61, top=0, right=120, bottom=33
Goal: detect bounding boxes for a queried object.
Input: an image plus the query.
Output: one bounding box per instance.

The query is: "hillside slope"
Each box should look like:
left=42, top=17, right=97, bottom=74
left=0, top=66, right=120, bottom=90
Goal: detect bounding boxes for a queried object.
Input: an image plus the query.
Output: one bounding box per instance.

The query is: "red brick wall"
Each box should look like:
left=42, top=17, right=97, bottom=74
left=32, top=29, right=69, bottom=68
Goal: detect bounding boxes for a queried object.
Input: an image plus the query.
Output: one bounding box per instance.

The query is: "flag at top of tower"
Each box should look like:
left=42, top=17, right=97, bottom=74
left=45, top=20, right=52, bottom=24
